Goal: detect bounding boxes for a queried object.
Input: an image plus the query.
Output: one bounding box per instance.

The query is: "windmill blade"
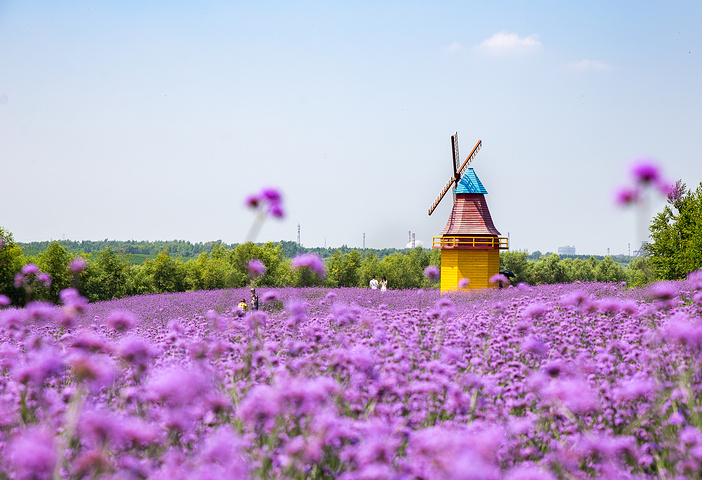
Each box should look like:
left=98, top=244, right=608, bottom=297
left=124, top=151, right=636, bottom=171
left=451, top=132, right=460, bottom=179
left=428, top=175, right=457, bottom=216
left=455, top=140, right=482, bottom=178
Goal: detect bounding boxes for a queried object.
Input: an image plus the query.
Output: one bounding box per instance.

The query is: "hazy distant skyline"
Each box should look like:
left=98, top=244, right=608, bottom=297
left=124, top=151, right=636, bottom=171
left=1, top=1, right=700, bottom=255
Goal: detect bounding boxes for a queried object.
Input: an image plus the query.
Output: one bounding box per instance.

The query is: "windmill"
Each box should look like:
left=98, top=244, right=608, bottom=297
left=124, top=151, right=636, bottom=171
left=428, top=132, right=509, bottom=291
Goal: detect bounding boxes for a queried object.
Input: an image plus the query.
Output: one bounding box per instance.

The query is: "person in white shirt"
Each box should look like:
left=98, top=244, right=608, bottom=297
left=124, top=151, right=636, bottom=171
left=369, top=275, right=379, bottom=289
left=380, top=276, right=387, bottom=291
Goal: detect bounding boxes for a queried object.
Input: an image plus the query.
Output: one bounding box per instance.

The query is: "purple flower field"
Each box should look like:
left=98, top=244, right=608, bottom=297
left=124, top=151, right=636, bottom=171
left=3, top=277, right=702, bottom=479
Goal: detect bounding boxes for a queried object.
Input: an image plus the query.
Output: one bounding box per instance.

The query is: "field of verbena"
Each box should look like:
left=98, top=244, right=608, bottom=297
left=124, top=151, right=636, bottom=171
left=2, top=277, right=702, bottom=479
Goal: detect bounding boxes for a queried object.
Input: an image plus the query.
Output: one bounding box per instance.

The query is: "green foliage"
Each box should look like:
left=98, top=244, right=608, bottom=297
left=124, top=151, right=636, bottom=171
left=231, top=242, right=290, bottom=288
left=626, top=256, right=654, bottom=286
left=81, top=247, right=131, bottom=302
left=594, top=256, right=626, bottom=283
left=141, top=249, right=187, bottom=293
left=500, top=251, right=532, bottom=282
left=326, top=250, right=362, bottom=287
left=0, top=227, right=25, bottom=305
left=35, top=242, right=71, bottom=303
left=531, top=254, right=570, bottom=284
left=645, top=182, right=702, bottom=280
left=357, top=253, right=381, bottom=288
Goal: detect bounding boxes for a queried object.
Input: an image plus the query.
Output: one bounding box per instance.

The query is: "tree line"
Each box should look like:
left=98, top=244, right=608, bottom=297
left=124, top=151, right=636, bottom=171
left=17, top=239, right=409, bottom=263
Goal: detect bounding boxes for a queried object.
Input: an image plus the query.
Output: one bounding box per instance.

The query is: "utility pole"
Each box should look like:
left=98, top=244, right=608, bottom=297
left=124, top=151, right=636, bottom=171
left=363, top=233, right=366, bottom=250
left=297, top=223, right=301, bottom=246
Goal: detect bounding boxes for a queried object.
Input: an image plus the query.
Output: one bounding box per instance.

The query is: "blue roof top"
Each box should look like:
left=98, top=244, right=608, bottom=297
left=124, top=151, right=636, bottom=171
left=455, top=168, right=488, bottom=194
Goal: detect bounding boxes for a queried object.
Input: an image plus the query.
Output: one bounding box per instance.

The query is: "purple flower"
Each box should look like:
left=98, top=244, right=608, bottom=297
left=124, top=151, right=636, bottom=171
left=614, top=186, right=640, bottom=206
left=505, top=465, right=557, bottom=480
left=0, top=294, right=10, bottom=307
left=118, top=336, right=158, bottom=374
left=541, top=378, right=599, bottom=414
left=423, top=265, right=440, bottom=282
left=69, top=257, right=87, bottom=273
left=292, top=253, right=326, bottom=278
left=13, top=347, right=66, bottom=385
left=247, top=258, right=266, bottom=278
left=269, top=203, right=285, bottom=218
left=21, top=263, right=40, bottom=275
left=107, top=309, right=138, bottom=332
left=667, top=179, right=685, bottom=204
left=7, top=427, right=57, bottom=480
left=244, top=194, right=260, bottom=208
left=458, top=277, right=470, bottom=288
left=631, top=159, right=660, bottom=184
left=489, top=273, right=508, bottom=285
left=0, top=237, right=3, bottom=249
left=245, top=187, right=285, bottom=219
left=521, top=335, right=548, bottom=358
left=68, top=351, right=116, bottom=393
left=60, top=288, right=88, bottom=315
left=36, top=272, right=52, bottom=287
left=261, top=187, right=282, bottom=204
left=261, top=290, right=279, bottom=302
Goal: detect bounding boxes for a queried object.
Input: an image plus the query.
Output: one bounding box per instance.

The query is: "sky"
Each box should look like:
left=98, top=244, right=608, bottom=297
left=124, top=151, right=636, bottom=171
left=1, top=1, right=700, bottom=256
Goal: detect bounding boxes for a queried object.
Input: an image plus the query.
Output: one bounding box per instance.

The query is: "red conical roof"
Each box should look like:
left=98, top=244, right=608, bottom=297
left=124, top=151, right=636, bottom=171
left=440, top=193, right=501, bottom=236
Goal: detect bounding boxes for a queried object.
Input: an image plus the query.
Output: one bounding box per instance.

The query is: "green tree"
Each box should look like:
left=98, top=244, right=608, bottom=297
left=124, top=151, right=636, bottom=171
left=0, top=227, right=25, bottom=306
left=358, top=253, right=381, bottom=288
left=569, top=257, right=597, bottom=282
left=530, top=254, right=569, bottom=284
left=594, top=256, right=626, bottom=283
left=82, top=247, right=132, bottom=301
left=645, top=182, right=702, bottom=280
left=230, top=242, right=288, bottom=287
left=143, top=249, right=187, bottom=293
left=500, top=251, right=532, bottom=283
left=626, top=256, right=654, bottom=286
left=326, top=250, right=362, bottom=287
left=36, top=242, right=71, bottom=303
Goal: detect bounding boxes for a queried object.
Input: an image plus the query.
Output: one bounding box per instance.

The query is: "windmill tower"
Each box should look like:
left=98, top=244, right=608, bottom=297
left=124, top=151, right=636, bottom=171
left=428, top=133, right=508, bottom=291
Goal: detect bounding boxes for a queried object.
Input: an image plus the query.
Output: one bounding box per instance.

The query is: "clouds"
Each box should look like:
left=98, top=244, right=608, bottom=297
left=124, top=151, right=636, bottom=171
left=473, top=31, right=541, bottom=55
left=567, top=59, right=612, bottom=71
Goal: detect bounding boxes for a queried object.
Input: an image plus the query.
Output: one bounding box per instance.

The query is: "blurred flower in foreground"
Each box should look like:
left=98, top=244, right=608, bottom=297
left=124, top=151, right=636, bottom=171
left=69, top=257, right=87, bottom=273
left=423, top=266, right=440, bottom=283
left=490, top=273, right=509, bottom=286
left=7, top=427, right=57, bottom=480
left=247, top=259, right=266, bottom=278
left=458, top=277, right=470, bottom=288
left=615, top=158, right=673, bottom=206
left=291, top=254, right=326, bottom=279
left=245, top=187, right=284, bottom=242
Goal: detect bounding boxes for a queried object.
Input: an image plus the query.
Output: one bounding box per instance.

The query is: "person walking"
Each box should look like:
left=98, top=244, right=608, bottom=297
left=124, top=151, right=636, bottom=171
left=369, top=275, right=379, bottom=290
left=380, top=276, right=387, bottom=291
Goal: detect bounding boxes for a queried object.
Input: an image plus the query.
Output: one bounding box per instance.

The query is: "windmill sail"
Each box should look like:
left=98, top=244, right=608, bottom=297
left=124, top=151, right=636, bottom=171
left=428, top=137, right=483, bottom=216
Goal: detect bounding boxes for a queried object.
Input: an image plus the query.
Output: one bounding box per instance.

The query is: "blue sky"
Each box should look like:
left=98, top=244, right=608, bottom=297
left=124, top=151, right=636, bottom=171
left=1, top=1, right=700, bottom=255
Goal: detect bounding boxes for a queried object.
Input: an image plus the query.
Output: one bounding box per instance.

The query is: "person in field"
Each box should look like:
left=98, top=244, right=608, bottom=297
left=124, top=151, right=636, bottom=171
left=237, top=299, right=248, bottom=315
left=369, top=275, right=379, bottom=289
left=250, top=288, right=259, bottom=310
left=380, top=276, right=387, bottom=291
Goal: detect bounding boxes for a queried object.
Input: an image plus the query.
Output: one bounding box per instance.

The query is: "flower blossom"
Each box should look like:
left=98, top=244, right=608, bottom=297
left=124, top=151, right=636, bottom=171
left=423, top=266, right=440, bottom=282
left=247, top=258, right=266, bottom=278
left=291, top=254, right=325, bottom=278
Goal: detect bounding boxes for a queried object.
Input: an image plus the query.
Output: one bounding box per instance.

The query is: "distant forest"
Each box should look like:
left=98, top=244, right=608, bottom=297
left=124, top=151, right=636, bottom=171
left=18, top=239, right=634, bottom=266
left=17, top=239, right=414, bottom=264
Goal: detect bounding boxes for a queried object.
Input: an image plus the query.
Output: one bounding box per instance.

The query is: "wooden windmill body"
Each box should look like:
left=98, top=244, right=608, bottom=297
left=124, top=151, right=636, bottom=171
left=428, top=133, right=509, bottom=291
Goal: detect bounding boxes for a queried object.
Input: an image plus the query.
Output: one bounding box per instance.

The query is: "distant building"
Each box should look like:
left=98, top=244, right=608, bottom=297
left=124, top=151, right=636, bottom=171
left=558, top=245, right=576, bottom=256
